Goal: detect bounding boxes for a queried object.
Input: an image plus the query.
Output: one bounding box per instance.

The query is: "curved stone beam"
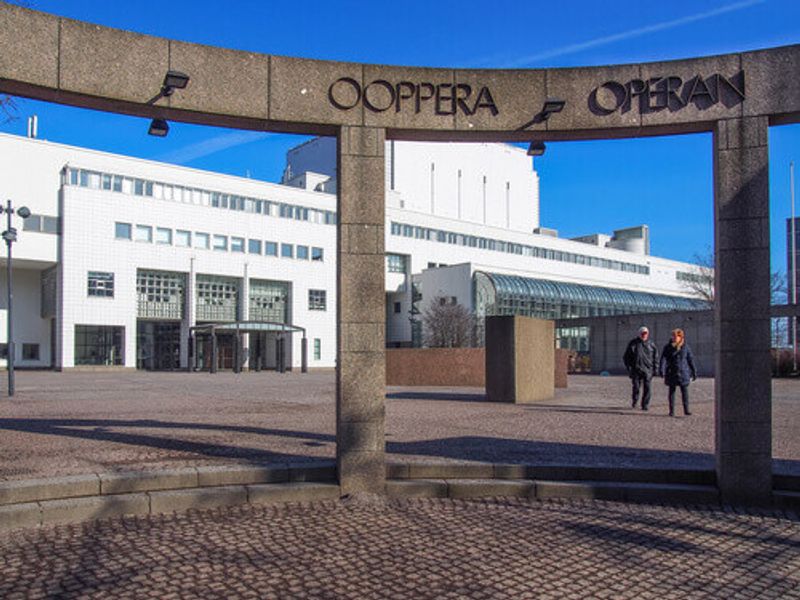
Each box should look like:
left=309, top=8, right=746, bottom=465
left=1, top=4, right=799, bottom=140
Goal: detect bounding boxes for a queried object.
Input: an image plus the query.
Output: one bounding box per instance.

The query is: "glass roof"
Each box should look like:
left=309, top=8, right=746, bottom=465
left=478, top=271, right=707, bottom=313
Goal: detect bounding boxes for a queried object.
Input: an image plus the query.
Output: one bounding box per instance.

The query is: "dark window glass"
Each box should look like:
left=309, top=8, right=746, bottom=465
left=74, top=325, right=124, bottom=366
left=308, top=289, right=327, bottom=311
left=22, top=344, right=39, bottom=361
left=88, top=272, right=114, bottom=297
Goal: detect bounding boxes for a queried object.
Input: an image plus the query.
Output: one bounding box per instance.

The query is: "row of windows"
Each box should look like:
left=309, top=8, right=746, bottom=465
left=72, top=325, right=325, bottom=366
left=0, top=343, right=40, bottom=361
left=390, top=221, right=650, bottom=275
left=114, top=222, right=324, bottom=261
left=676, top=270, right=710, bottom=283
left=86, top=268, right=327, bottom=313
left=22, top=214, right=59, bottom=235
left=65, top=167, right=337, bottom=226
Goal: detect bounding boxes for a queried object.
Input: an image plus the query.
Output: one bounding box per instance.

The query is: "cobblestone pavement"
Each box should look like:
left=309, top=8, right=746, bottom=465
left=0, top=372, right=798, bottom=480
left=0, top=498, right=798, bottom=599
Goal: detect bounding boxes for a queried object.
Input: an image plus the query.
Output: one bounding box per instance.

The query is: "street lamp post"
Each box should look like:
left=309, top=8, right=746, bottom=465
left=1, top=200, right=31, bottom=397
left=791, top=161, right=797, bottom=373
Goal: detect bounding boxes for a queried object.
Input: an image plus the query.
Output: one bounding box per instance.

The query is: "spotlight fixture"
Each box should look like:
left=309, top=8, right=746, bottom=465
left=527, top=141, right=546, bottom=156
left=161, top=70, right=190, bottom=97
left=148, top=118, right=169, bottom=137
left=539, top=98, right=566, bottom=122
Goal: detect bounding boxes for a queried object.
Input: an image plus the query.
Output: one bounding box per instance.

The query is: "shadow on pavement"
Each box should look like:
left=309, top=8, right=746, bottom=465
left=1, top=418, right=797, bottom=475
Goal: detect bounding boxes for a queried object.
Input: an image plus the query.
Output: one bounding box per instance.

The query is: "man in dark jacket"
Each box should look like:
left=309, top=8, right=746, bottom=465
left=623, top=326, right=659, bottom=410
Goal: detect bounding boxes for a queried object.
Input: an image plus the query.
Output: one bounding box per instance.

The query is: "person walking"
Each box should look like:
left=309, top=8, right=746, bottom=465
left=623, top=326, right=658, bottom=410
left=659, top=328, right=697, bottom=417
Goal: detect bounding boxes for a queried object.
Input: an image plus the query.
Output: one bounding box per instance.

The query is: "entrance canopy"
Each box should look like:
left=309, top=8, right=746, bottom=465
left=190, top=321, right=306, bottom=335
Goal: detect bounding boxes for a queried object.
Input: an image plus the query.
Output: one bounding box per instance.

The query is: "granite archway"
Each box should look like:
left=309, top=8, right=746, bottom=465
left=2, top=4, right=798, bottom=504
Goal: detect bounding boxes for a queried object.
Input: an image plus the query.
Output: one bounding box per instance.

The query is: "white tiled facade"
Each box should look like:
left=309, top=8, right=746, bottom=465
left=0, top=133, right=336, bottom=369
left=0, top=132, right=702, bottom=369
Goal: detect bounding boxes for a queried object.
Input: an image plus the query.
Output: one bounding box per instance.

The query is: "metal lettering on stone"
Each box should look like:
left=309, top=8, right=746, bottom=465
left=590, top=71, right=746, bottom=115
left=328, top=78, right=499, bottom=116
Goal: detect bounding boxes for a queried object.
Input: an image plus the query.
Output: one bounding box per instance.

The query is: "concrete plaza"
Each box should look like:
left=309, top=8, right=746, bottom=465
left=0, top=371, right=799, bottom=599
left=0, top=371, right=798, bottom=481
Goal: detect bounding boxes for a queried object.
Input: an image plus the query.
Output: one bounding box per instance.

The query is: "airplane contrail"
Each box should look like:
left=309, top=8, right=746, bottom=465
left=156, top=130, right=272, bottom=164
left=501, top=0, right=766, bottom=67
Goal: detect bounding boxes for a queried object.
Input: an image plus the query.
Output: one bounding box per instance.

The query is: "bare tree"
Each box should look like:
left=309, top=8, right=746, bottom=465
left=682, top=247, right=789, bottom=347
left=0, top=95, right=19, bottom=123
left=422, top=296, right=475, bottom=348
left=680, top=247, right=785, bottom=304
left=679, top=248, right=715, bottom=302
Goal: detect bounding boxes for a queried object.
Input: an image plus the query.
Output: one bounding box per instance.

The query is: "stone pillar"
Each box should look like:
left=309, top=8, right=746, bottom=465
left=485, top=315, right=554, bottom=403
left=336, top=126, right=386, bottom=496
left=713, top=117, right=772, bottom=505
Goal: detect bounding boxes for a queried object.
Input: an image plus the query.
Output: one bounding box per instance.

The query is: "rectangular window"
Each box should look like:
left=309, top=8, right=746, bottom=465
left=308, top=289, right=327, bottom=311
left=314, top=338, right=321, bottom=361
left=387, top=254, right=407, bottom=273
left=0, top=343, right=7, bottom=359
left=155, top=227, right=172, bottom=245
left=113, top=175, right=123, bottom=192
left=230, top=237, right=245, bottom=253
left=175, top=230, right=191, bottom=247
left=74, top=325, right=124, bottom=366
left=311, top=247, right=324, bottom=261
left=135, top=225, right=152, bottom=243
left=281, top=243, right=294, bottom=258
left=213, top=235, right=228, bottom=251
left=22, top=344, right=39, bottom=361
left=133, top=179, right=145, bottom=195
left=394, top=302, right=401, bottom=314
left=248, top=239, right=262, bottom=254
left=88, top=271, right=114, bottom=297
left=194, top=232, right=210, bottom=249
left=42, top=217, right=59, bottom=234
left=296, top=245, right=309, bottom=260
left=23, top=215, right=42, bottom=232
left=265, top=241, right=278, bottom=256
left=115, top=222, right=132, bottom=240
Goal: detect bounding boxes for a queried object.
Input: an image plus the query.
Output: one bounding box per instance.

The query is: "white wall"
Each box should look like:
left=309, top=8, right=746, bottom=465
left=389, top=141, right=539, bottom=233
left=59, top=180, right=337, bottom=368
left=386, top=207, right=695, bottom=298
left=0, top=269, right=52, bottom=368
left=284, top=137, right=541, bottom=233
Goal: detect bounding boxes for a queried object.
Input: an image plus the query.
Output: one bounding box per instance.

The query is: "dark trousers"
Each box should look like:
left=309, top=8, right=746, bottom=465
left=631, top=374, right=652, bottom=408
left=668, top=384, right=690, bottom=415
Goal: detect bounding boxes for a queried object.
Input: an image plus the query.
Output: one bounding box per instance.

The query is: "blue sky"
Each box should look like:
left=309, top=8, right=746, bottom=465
left=1, top=0, right=799, bottom=271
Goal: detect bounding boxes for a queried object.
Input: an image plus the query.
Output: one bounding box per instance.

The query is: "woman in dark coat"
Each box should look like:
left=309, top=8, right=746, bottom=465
left=659, top=328, right=697, bottom=417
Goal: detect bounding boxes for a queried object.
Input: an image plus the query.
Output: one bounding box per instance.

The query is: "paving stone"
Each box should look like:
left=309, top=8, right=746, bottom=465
left=407, top=462, right=495, bottom=479
left=100, top=468, right=198, bottom=494
left=0, top=498, right=797, bottom=599
left=246, top=483, right=339, bottom=504
left=386, top=479, right=448, bottom=498
left=149, top=486, right=248, bottom=514
left=447, top=479, right=533, bottom=499
left=287, top=461, right=337, bottom=482
left=197, top=465, right=289, bottom=487
left=534, top=480, right=627, bottom=501
left=0, top=502, right=40, bottom=531
left=0, top=475, right=99, bottom=506
left=40, top=494, right=150, bottom=525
